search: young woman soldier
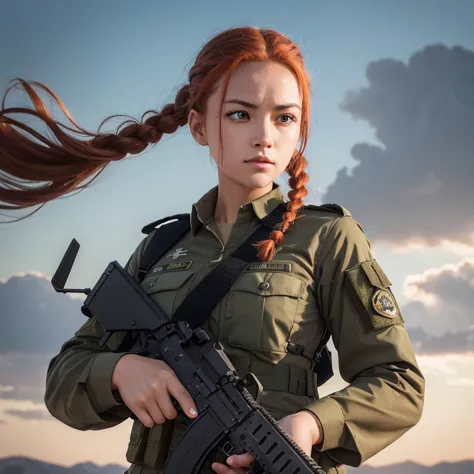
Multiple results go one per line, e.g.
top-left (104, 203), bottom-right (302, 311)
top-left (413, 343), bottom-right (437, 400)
top-left (0, 26), bottom-right (424, 474)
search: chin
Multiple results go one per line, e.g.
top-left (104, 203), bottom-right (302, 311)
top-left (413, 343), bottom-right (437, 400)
top-left (241, 174), bottom-right (275, 190)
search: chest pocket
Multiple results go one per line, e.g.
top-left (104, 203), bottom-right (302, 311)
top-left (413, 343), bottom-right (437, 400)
top-left (225, 271), bottom-right (305, 353)
top-left (143, 270), bottom-right (195, 319)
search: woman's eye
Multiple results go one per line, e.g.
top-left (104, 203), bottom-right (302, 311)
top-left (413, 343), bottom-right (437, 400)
top-left (227, 111), bottom-right (249, 120)
top-left (278, 114), bottom-right (296, 124)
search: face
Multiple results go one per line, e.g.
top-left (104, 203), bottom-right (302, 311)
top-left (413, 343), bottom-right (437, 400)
top-left (189, 60), bottom-right (303, 191)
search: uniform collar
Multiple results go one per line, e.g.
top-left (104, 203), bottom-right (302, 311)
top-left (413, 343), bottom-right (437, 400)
top-left (190, 182), bottom-right (285, 235)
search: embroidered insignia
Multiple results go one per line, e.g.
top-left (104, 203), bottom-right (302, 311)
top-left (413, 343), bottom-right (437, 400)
top-left (164, 261), bottom-right (192, 271)
top-left (166, 248), bottom-right (188, 260)
top-left (372, 289), bottom-right (398, 318)
top-left (152, 261), bottom-right (192, 273)
top-left (247, 262), bottom-right (292, 272)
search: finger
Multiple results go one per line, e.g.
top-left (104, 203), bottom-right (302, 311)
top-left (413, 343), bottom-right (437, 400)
top-left (211, 462), bottom-right (245, 474)
top-left (211, 462), bottom-right (231, 473)
top-left (133, 407), bottom-right (155, 428)
top-left (144, 398), bottom-right (166, 425)
top-left (168, 378), bottom-right (198, 418)
top-left (227, 453), bottom-right (255, 467)
top-left (154, 388), bottom-right (178, 420)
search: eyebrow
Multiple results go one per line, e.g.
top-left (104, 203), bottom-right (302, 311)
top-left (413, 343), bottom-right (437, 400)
top-left (223, 99), bottom-right (301, 111)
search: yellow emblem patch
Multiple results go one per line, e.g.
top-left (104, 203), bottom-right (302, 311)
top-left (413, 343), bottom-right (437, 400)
top-left (372, 289), bottom-right (398, 318)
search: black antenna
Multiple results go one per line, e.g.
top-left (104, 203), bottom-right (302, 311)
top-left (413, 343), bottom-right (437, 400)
top-left (51, 238), bottom-right (91, 295)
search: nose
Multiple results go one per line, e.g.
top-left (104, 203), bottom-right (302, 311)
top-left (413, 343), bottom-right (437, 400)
top-left (252, 119), bottom-right (274, 150)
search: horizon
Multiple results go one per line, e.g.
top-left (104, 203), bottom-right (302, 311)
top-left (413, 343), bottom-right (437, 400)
top-left (2, 454), bottom-right (474, 469)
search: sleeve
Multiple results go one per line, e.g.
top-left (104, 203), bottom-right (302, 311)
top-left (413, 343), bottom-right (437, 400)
top-left (297, 216), bottom-right (425, 467)
top-left (44, 235), bottom-right (150, 431)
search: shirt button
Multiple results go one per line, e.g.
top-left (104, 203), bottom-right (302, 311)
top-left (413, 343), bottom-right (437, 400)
top-left (149, 280), bottom-right (156, 289)
top-left (258, 281), bottom-right (270, 291)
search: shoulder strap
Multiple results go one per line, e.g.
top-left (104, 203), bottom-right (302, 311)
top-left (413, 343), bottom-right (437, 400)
top-left (172, 203), bottom-right (287, 329)
top-left (141, 213), bottom-right (190, 235)
top-left (137, 215), bottom-right (191, 283)
top-left (304, 203), bottom-right (351, 217)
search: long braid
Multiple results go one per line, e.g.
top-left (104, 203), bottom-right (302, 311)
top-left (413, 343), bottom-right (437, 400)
top-left (254, 152), bottom-right (309, 261)
top-left (90, 84), bottom-right (191, 155)
top-left (0, 80), bottom-right (191, 217)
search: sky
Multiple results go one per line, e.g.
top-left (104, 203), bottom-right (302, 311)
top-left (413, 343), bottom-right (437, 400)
top-left (0, 0), bottom-right (473, 469)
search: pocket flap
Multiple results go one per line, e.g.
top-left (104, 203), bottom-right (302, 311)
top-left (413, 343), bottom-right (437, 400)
top-left (145, 270), bottom-right (194, 293)
top-left (231, 272), bottom-right (303, 298)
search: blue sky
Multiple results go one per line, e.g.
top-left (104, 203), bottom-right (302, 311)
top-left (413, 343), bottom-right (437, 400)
top-left (1, 0), bottom-right (474, 468)
top-left (1, 0), bottom-right (473, 295)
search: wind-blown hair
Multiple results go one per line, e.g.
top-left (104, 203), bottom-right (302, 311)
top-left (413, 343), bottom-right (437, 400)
top-left (0, 26), bottom-right (311, 261)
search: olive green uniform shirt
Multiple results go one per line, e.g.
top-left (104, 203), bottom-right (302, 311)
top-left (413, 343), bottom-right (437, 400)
top-left (44, 184), bottom-right (424, 474)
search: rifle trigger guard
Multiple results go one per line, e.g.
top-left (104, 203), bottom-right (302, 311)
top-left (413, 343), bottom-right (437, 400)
top-left (238, 372), bottom-right (263, 403)
top-left (220, 440), bottom-right (236, 457)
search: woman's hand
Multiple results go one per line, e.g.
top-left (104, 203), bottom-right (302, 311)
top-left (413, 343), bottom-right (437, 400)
top-left (211, 410), bottom-right (322, 474)
top-left (111, 353), bottom-right (199, 427)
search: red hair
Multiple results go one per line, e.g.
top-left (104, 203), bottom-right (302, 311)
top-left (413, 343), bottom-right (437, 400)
top-left (0, 26), bottom-right (311, 261)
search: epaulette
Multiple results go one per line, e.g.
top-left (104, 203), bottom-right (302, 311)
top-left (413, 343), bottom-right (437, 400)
top-left (141, 213), bottom-right (190, 235)
top-left (303, 203), bottom-right (352, 217)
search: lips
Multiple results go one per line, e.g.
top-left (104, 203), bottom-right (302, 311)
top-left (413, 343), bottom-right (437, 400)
top-left (245, 155), bottom-right (274, 164)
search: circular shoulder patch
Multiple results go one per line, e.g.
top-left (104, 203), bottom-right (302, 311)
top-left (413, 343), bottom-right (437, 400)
top-left (372, 289), bottom-right (398, 318)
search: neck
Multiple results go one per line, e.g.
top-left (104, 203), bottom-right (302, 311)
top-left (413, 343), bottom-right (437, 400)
top-left (213, 171), bottom-right (273, 224)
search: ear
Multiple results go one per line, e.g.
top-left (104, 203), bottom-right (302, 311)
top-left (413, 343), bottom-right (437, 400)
top-left (188, 109), bottom-right (208, 146)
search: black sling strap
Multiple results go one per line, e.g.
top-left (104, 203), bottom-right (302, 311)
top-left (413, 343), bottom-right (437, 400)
top-left (137, 203), bottom-right (287, 325)
top-left (135, 202), bottom-right (333, 385)
top-left (173, 203), bottom-right (286, 328)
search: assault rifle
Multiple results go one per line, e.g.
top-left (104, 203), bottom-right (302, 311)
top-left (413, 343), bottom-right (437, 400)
top-left (52, 238), bottom-right (326, 474)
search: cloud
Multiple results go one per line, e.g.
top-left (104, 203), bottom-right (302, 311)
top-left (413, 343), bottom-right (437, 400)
top-left (407, 326), bottom-right (474, 355)
top-left (399, 258), bottom-right (474, 355)
top-left (323, 44), bottom-right (474, 248)
top-left (4, 408), bottom-right (52, 421)
top-left (0, 353), bottom-right (53, 402)
top-left (401, 258), bottom-right (474, 337)
top-left (415, 352), bottom-right (474, 388)
top-left (0, 273), bottom-right (89, 401)
top-left (0, 273), bottom-right (87, 354)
